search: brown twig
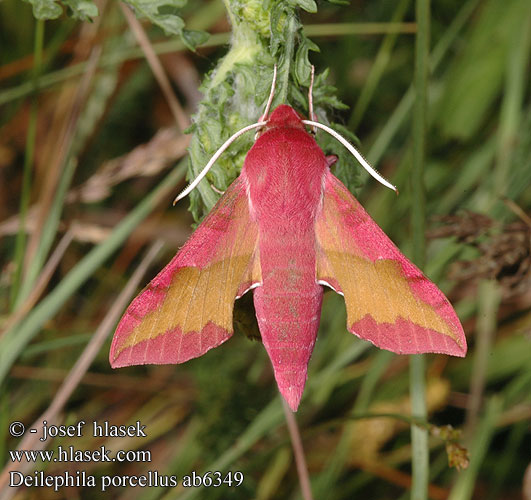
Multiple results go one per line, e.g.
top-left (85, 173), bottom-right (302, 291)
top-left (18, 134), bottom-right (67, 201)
top-left (1, 229), bottom-right (74, 337)
top-left (120, 2), bottom-right (190, 133)
top-left (502, 197), bottom-right (531, 228)
top-left (281, 398), bottom-right (314, 500)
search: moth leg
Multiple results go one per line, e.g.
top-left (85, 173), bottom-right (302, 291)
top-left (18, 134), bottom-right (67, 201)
top-left (211, 184), bottom-right (225, 195)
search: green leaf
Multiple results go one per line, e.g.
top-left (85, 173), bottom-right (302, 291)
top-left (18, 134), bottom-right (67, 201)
top-left (124, 0), bottom-right (208, 50)
top-left (289, 0), bottom-right (317, 13)
top-left (269, 4), bottom-right (289, 56)
top-left (124, 1), bottom-right (186, 34)
top-left (294, 36), bottom-right (319, 86)
top-left (62, 0), bottom-right (98, 20)
top-left (311, 69), bottom-right (349, 110)
top-left (22, 0), bottom-right (99, 20)
top-left (22, 0), bottom-right (63, 20)
top-left (181, 29), bottom-right (209, 50)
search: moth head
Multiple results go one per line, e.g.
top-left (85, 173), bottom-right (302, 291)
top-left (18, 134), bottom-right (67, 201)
top-left (265, 105), bottom-right (306, 132)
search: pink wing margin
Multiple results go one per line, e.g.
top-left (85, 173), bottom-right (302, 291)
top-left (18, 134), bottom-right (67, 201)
top-left (315, 171), bottom-right (467, 357)
top-left (110, 177), bottom-right (260, 368)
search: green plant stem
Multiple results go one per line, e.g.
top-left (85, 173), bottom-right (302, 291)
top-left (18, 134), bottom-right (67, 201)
top-left (282, 399), bottom-right (314, 500)
top-left (448, 397), bottom-right (503, 500)
top-left (305, 22), bottom-right (416, 36)
top-left (410, 1), bottom-right (430, 499)
top-left (10, 19), bottom-right (44, 308)
top-left (0, 162), bottom-right (186, 385)
top-left (410, 355), bottom-right (428, 500)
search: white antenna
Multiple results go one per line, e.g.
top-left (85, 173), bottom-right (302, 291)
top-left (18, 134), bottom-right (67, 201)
top-left (173, 121), bottom-right (266, 204)
top-left (302, 119), bottom-right (398, 193)
top-left (308, 65), bottom-right (316, 134)
top-left (259, 64), bottom-right (277, 123)
top-left (254, 65), bottom-right (278, 140)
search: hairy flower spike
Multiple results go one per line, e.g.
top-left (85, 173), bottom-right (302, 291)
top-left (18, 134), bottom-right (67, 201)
top-left (186, 0), bottom-right (360, 222)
